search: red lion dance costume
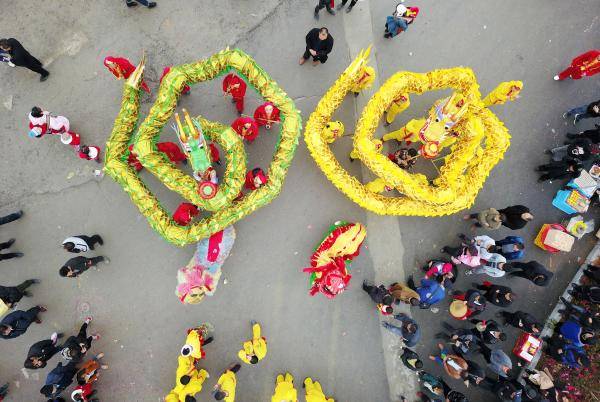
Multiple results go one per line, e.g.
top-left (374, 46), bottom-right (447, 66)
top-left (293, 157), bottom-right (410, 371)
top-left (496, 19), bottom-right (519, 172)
top-left (303, 221), bottom-right (366, 299)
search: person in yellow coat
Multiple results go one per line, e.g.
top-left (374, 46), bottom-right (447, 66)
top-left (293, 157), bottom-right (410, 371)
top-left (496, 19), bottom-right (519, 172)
top-left (304, 377), bottom-right (335, 402)
top-left (482, 81), bottom-right (523, 107)
top-left (165, 355), bottom-right (209, 402)
top-left (385, 93), bottom-right (411, 126)
top-left (271, 372), bottom-right (297, 402)
top-left (212, 363), bottom-right (240, 401)
top-left (238, 320), bottom-right (267, 365)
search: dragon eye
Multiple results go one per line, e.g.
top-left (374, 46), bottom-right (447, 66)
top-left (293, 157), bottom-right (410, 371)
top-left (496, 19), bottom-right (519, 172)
top-left (180, 345), bottom-right (194, 356)
top-left (435, 118), bottom-right (440, 123)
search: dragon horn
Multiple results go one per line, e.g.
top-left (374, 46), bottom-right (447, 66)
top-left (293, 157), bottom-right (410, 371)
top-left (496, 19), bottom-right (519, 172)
top-left (182, 109), bottom-right (199, 140)
top-left (126, 52), bottom-right (146, 89)
top-left (175, 113), bottom-right (187, 143)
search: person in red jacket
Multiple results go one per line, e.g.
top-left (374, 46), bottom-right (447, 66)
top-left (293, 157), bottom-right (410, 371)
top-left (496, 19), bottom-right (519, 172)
top-left (253, 102), bottom-right (280, 129)
top-left (209, 143), bottom-right (221, 165)
top-left (554, 49), bottom-right (600, 81)
top-left (78, 145), bottom-right (101, 163)
top-left (222, 73), bottom-right (247, 114)
top-left (173, 203), bottom-right (199, 226)
top-left (231, 117), bottom-right (259, 142)
top-left (103, 56), bottom-right (150, 93)
top-left (159, 66), bottom-right (190, 95)
top-left (156, 142), bottom-right (187, 164)
top-left (244, 168), bottom-right (268, 190)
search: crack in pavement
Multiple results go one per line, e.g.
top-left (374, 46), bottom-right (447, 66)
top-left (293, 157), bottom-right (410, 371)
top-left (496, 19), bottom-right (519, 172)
top-left (230, 1), bottom-right (284, 48)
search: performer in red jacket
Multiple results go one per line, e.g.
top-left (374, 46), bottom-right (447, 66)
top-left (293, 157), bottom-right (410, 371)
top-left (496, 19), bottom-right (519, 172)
top-left (222, 73), bottom-right (247, 114)
top-left (78, 145), bottom-right (101, 162)
top-left (159, 66), bottom-right (190, 94)
top-left (231, 117), bottom-right (259, 142)
top-left (244, 168), bottom-right (268, 190)
top-left (103, 56), bottom-right (150, 93)
top-left (554, 49), bottom-right (600, 81)
top-left (156, 142), bottom-right (187, 164)
top-left (253, 102), bottom-right (280, 129)
top-left (173, 202), bottom-right (199, 226)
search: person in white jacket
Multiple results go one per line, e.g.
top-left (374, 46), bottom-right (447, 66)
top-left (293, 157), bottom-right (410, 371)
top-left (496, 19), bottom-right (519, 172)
top-left (62, 235), bottom-right (103, 253)
top-left (28, 106), bottom-right (70, 138)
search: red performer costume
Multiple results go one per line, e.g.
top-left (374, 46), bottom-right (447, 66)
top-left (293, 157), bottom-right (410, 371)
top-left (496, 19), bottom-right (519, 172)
top-left (231, 117), bottom-right (259, 142)
top-left (60, 131), bottom-right (81, 149)
top-left (127, 145), bottom-right (144, 171)
top-left (173, 202), bottom-right (200, 226)
top-left (78, 145), bottom-right (101, 162)
top-left (244, 168), bottom-right (268, 190)
top-left (208, 143), bottom-right (221, 165)
top-left (71, 382), bottom-right (94, 402)
top-left (103, 56), bottom-right (150, 93)
top-left (157, 142), bottom-right (187, 164)
top-left (160, 66), bottom-right (190, 94)
top-left (253, 102), bottom-right (281, 129)
top-left (222, 73), bottom-right (247, 114)
top-left (555, 49), bottom-right (600, 81)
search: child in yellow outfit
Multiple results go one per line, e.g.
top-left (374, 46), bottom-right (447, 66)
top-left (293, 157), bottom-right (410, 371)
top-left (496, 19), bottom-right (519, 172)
top-left (271, 372), bottom-right (298, 402)
top-left (212, 364), bottom-right (240, 402)
top-left (482, 81), bottom-right (523, 107)
top-left (166, 355), bottom-right (209, 402)
top-left (304, 377), bottom-right (335, 402)
top-left (238, 321), bottom-right (267, 365)
top-left (385, 94), bottom-right (411, 125)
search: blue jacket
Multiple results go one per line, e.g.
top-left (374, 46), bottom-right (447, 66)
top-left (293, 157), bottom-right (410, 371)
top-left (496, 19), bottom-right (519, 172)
top-left (561, 344), bottom-right (585, 368)
top-left (496, 236), bottom-right (525, 260)
top-left (386, 15), bottom-right (409, 37)
top-left (417, 279), bottom-right (446, 307)
top-left (44, 361), bottom-right (78, 391)
top-left (0, 310), bottom-right (34, 339)
top-left (560, 320), bottom-right (584, 348)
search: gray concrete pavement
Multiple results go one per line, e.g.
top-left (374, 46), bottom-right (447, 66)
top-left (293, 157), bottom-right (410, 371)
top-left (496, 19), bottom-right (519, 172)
top-left (1, 0), bottom-right (599, 401)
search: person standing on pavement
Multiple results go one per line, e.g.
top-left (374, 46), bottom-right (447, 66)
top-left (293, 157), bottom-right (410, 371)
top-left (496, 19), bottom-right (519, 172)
top-left (506, 260), bottom-right (553, 286)
top-left (0, 279), bottom-right (39, 316)
top-left (62, 235), bottom-right (103, 253)
top-left (0, 306), bottom-right (46, 339)
top-left (0, 383), bottom-right (7, 401)
top-left (553, 49), bottom-right (600, 81)
top-left (464, 205), bottom-right (533, 230)
top-left (314, 0), bottom-right (335, 19)
top-left (0, 38), bottom-right (49, 81)
top-left (382, 313), bottom-right (420, 347)
top-left (400, 347), bottom-right (423, 371)
top-left (362, 280), bottom-right (394, 315)
top-left (125, 0), bottom-right (157, 8)
top-left (475, 282), bottom-right (514, 307)
top-left (24, 332), bottom-right (63, 369)
top-left (499, 310), bottom-right (542, 334)
top-left (299, 28), bottom-right (334, 66)
top-left (389, 281), bottom-right (420, 306)
top-left (222, 73), bottom-right (247, 115)
top-left (489, 236), bottom-right (525, 261)
top-left (60, 317), bottom-right (100, 363)
top-left (337, 0), bottom-right (357, 13)
top-left (476, 344), bottom-right (513, 378)
top-left (213, 363), bottom-right (240, 401)
top-left (59, 256), bottom-right (109, 278)
top-left (384, 4), bottom-right (418, 39)
top-left (563, 99), bottom-right (600, 125)
top-left (40, 361), bottom-right (79, 400)
top-left (0, 210), bottom-right (22, 226)
top-left (470, 319), bottom-right (506, 345)
top-left (238, 321), bottom-right (267, 365)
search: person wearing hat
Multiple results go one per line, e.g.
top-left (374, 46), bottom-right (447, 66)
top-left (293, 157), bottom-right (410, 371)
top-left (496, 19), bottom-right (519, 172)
top-left (363, 280), bottom-right (394, 315)
top-left (449, 300), bottom-right (469, 321)
top-left (0, 38), bottom-right (49, 81)
top-left (300, 28), bottom-right (334, 66)
top-left (28, 107), bottom-right (71, 139)
top-left (451, 289), bottom-right (487, 319)
top-left (303, 377), bottom-right (334, 402)
top-left (384, 4), bottom-right (418, 39)
top-left (78, 145), bottom-right (102, 163)
top-left (270, 372), bottom-right (297, 402)
top-left (382, 313), bottom-right (420, 347)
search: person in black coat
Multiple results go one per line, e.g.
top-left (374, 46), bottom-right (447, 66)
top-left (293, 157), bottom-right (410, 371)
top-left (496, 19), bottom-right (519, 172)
top-left (567, 124), bottom-right (600, 144)
top-left (506, 261), bottom-right (553, 286)
top-left (40, 361), bottom-right (79, 399)
top-left (0, 279), bottom-right (38, 308)
top-left (547, 138), bottom-right (597, 162)
top-left (475, 282), bottom-right (514, 307)
top-left (24, 332), bottom-right (63, 369)
top-left (299, 28), bottom-right (334, 66)
top-left (470, 319), bottom-right (506, 344)
top-left (60, 317), bottom-right (99, 362)
top-left (536, 159), bottom-right (583, 183)
top-left (498, 205), bottom-right (533, 230)
top-left (362, 280), bottom-right (394, 314)
top-left (0, 38), bottom-right (49, 81)
top-left (583, 264), bottom-right (600, 284)
top-left (499, 310), bottom-right (542, 334)
top-left (59, 256), bottom-right (107, 278)
top-left (400, 347), bottom-right (423, 371)
top-left (569, 284), bottom-right (600, 304)
top-left (0, 306), bottom-right (45, 339)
